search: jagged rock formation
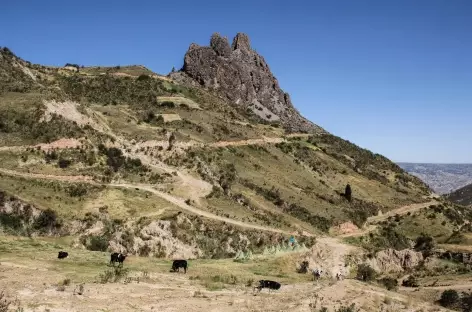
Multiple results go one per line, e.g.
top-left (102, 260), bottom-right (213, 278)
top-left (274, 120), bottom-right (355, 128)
top-left (180, 33), bottom-right (322, 133)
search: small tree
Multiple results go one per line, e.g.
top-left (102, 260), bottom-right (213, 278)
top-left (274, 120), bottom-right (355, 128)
top-left (414, 234), bottom-right (435, 257)
top-left (439, 289), bottom-right (459, 308)
top-left (356, 264), bottom-right (376, 282)
top-left (344, 184), bottom-right (352, 202)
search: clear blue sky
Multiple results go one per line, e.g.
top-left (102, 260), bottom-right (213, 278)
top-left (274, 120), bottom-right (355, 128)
top-left (2, 0), bottom-right (471, 163)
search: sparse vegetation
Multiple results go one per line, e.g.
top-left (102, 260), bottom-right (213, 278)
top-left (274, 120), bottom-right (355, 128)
top-left (0, 291), bottom-right (11, 312)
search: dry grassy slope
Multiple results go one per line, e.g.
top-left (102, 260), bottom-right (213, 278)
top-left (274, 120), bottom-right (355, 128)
top-left (446, 183), bottom-right (472, 206)
top-left (0, 47), bottom-right (431, 249)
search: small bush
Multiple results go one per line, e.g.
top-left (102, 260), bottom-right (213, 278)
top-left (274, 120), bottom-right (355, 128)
top-left (87, 235), bottom-right (108, 252)
top-left (137, 74), bottom-right (151, 81)
top-left (66, 184), bottom-right (88, 197)
top-left (160, 101), bottom-right (175, 108)
top-left (402, 275), bottom-right (419, 287)
top-left (439, 289), bottom-right (459, 308)
top-left (356, 264), bottom-right (376, 282)
top-left (414, 234), bottom-right (435, 257)
top-left (58, 158), bottom-right (72, 168)
top-left (379, 277), bottom-right (398, 291)
top-left (335, 304), bottom-right (359, 312)
top-left (56, 285), bottom-right (66, 292)
top-left (33, 209), bottom-right (60, 232)
top-left (99, 267), bottom-right (129, 283)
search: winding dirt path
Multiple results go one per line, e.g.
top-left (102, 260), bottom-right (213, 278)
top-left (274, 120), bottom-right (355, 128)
top-left (112, 183), bottom-right (296, 235)
top-left (0, 168), bottom-right (97, 184)
top-left (0, 167), bottom-right (298, 235)
top-left (337, 200), bottom-right (438, 238)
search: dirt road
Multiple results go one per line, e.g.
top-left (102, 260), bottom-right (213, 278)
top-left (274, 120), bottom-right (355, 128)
top-left (112, 183), bottom-right (297, 236)
top-left (337, 200), bottom-right (438, 238)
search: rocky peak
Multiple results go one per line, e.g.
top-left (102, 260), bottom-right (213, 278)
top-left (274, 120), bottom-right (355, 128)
top-left (210, 33), bottom-right (232, 57)
top-left (231, 33), bottom-right (251, 51)
top-left (181, 33), bottom-right (323, 133)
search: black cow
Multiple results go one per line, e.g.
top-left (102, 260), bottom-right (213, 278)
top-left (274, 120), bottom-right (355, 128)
top-left (170, 260), bottom-right (187, 273)
top-left (110, 252), bottom-right (127, 267)
top-left (57, 251), bottom-right (68, 259)
top-left (254, 280), bottom-right (281, 293)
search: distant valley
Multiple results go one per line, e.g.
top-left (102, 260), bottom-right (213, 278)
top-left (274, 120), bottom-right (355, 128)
top-left (398, 162), bottom-right (472, 194)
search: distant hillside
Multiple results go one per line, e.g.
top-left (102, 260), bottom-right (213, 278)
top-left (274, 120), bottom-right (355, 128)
top-left (398, 162), bottom-right (472, 194)
top-left (446, 183), bottom-right (472, 206)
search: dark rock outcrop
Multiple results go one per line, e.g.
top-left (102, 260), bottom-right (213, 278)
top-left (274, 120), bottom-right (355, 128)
top-left (180, 33), bottom-right (323, 133)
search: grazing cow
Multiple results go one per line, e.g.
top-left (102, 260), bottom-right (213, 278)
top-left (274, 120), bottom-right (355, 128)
top-left (57, 251), bottom-right (68, 259)
top-left (110, 252), bottom-right (127, 267)
top-left (254, 280), bottom-right (281, 293)
top-left (170, 260), bottom-right (188, 273)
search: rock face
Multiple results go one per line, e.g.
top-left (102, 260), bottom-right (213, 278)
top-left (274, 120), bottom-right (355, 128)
top-left (181, 33), bottom-right (323, 133)
top-left (366, 249), bottom-right (423, 273)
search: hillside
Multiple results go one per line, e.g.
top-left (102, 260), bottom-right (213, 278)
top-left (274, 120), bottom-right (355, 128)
top-left (3, 33), bottom-right (472, 312)
top-left (399, 162), bottom-right (472, 194)
top-left (446, 183), bottom-right (472, 206)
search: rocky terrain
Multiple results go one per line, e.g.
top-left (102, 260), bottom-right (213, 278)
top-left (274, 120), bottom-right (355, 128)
top-left (399, 162), bottom-right (472, 194)
top-left (172, 33), bottom-right (321, 133)
top-left (1, 34), bottom-right (472, 311)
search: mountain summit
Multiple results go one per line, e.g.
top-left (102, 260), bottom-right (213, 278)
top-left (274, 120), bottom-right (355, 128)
top-left (178, 33), bottom-right (321, 133)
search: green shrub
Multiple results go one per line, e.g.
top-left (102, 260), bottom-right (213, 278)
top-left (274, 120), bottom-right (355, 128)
top-left (33, 209), bottom-right (60, 232)
top-left (402, 275), bottom-right (419, 287)
top-left (414, 234), bottom-right (435, 257)
top-left (379, 277), bottom-right (398, 291)
top-left (439, 289), bottom-right (459, 308)
top-left (356, 264), bottom-right (376, 282)
top-left (58, 158), bottom-right (72, 168)
top-left (66, 184), bottom-right (88, 197)
top-left (137, 74), bottom-right (151, 81)
top-left (0, 213), bottom-right (23, 232)
top-left (87, 235), bottom-right (109, 252)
